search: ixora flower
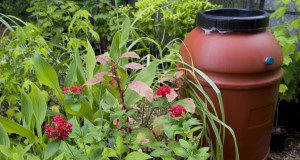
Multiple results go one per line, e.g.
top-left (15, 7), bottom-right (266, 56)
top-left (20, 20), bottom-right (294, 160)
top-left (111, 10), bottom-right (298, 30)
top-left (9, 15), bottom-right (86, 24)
top-left (169, 105), bottom-right (187, 117)
top-left (45, 115), bottom-right (72, 140)
top-left (62, 84), bottom-right (85, 94)
top-left (156, 85), bottom-right (171, 97)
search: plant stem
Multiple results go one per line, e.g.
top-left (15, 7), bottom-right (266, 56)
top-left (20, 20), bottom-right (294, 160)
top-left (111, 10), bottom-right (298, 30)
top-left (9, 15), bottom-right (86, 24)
top-left (64, 140), bottom-right (75, 158)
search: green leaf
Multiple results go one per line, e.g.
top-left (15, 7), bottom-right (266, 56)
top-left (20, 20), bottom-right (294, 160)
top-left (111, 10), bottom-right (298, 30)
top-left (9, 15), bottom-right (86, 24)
top-left (19, 87), bottom-right (33, 128)
top-left (30, 83), bottom-right (47, 128)
top-left (124, 152), bottom-right (152, 160)
top-left (44, 141), bottom-right (61, 160)
top-left (115, 136), bottom-right (127, 155)
top-left (85, 40), bottom-right (96, 80)
top-left (124, 62), bottom-right (157, 107)
top-left (65, 58), bottom-right (77, 86)
top-left (110, 31), bottom-right (121, 62)
top-left (0, 123), bottom-right (10, 147)
top-left (53, 153), bottom-right (65, 160)
top-left (270, 7), bottom-right (286, 19)
top-left (34, 53), bottom-right (63, 102)
top-left (120, 17), bottom-right (131, 48)
top-left (173, 147), bottom-right (189, 158)
top-left (179, 139), bottom-right (190, 149)
top-left (0, 116), bottom-right (37, 142)
top-left (279, 84), bottom-right (288, 93)
top-left (102, 148), bottom-right (118, 158)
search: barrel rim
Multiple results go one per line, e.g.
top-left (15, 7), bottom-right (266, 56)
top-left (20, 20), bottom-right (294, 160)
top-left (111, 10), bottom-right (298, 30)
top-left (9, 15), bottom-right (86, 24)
top-left (196, 8), bottom-right (269, 31)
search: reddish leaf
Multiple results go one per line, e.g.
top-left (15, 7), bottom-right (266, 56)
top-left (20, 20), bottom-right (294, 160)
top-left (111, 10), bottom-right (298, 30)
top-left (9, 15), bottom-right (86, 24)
top-left (182, 98), bottom-right (196, 113)
top-left (84, 72), bottom-right (113, 85)
top-left (174, 70), bottom-right (184, 79)
top-left (125, 62), bottom-right (144, 70)
top-left (96, 54), bottom-right (109, 64)
top-left (120, 52), bottom-right (140, 59)
top-left (166, 89), bottom-right (178, 102)
top-left (127, 81), bottom-right (153, 102)
top-left (158, 75), bottom-right (172, 83)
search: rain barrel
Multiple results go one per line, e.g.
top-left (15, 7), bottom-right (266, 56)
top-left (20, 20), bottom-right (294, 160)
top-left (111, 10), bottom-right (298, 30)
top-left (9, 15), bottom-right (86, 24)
top-left (179, 8), bottom-right (283, 160)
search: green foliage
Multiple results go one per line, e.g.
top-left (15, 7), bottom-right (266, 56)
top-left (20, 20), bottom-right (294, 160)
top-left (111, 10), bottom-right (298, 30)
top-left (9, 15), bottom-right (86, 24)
top-left (0, 1), bottom-right (240, 160)
top-left (271, 0), bottom-right (300, 102)
top-left (120, 0), bottom-right (219, 43)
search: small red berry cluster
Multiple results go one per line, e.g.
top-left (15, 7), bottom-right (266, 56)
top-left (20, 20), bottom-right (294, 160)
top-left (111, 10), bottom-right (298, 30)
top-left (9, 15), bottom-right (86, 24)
top-left (45, 115), bottom-right (72, 140)
top-left (168, 105), bottom-right (187, 117)
top-left (62, 84), bottom-right (85, 94)
top-left (156, 85), bottom-right (171, 97)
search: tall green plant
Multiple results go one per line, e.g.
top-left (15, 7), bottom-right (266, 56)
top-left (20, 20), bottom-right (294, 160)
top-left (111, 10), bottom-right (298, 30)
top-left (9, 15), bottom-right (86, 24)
top-left (271, 0), bottom-right (300, 102)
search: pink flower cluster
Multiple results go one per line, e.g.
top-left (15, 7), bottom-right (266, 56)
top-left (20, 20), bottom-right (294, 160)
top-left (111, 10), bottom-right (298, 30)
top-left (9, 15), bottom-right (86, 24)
top-left (169, 105), bottom-right (187, 117)
top-left (45, 115), bottom-right (72, 140)
top-left (156, 85), bottom-right (171, 97)
top-left (62, 84), bottom-right (85, 94)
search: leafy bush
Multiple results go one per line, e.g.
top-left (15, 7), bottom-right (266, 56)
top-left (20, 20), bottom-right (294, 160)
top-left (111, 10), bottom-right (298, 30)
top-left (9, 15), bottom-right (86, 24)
top-left (271, 0), bottom-right (300, 102)
top-left (120, 0), bottom-right (219, 43)
top-left (0, 14), bottom-right (238, 159)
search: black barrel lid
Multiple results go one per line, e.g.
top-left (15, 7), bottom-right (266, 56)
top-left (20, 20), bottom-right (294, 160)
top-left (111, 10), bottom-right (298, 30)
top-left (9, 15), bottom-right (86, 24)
top-left (196, 8), bottom-right (269, 31)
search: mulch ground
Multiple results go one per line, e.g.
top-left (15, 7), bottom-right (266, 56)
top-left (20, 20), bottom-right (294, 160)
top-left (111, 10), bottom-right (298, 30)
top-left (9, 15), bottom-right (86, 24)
top-left (269, 130), bottom-right (300, 160)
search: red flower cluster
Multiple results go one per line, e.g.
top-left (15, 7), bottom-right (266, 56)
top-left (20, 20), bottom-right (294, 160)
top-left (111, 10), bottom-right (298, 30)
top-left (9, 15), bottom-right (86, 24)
top-left (169, 105), bottom-right (187, 117)
top-left (62, 84), bottom-right (85, 94)
top-left (156, 85), bottom-right (171, 97)
top-left (45, 115), bottom-right (72, 140)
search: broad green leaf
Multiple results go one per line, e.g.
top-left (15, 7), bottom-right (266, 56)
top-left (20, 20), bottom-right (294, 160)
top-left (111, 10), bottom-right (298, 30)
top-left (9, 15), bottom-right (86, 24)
top-left (179, 139), bottom-right (190, 149)
top-left (44, 141), bottom-right (61, 160)
top-left (53, 152), bottom-right (65, 160)
top-left (85, 40), bottom-right (96, 80)
top-left (30, 83), bottom-right (47, 128)
top-left (102, 148), bottom-right (118, 158)
top-left (19, 88), bottom-right (33, 128)
top-left (65, 58), bottom-right (77, 86)
top-left (115, 136), bottom-right (127, 155)
top-left (34, 53), bottom-right (63, 102)
top-left (110, 31), bottom-right (121, 62)
top-left (133, 127), bottom-right (156, 145)
top-left (173, 147), bottom-right (188, 158)
top-left (124, 62), bottom-right (157, 107)
top-left (0, 145), bottom-right (13, 157)
top-left (0, 116), bottom-right (37, 142)
top-left (124, 152), bottom-right (152, 160)
top-left (0, 123), bottom-right (10, 147)
top-left (120, 17), bottom-right (131, 48)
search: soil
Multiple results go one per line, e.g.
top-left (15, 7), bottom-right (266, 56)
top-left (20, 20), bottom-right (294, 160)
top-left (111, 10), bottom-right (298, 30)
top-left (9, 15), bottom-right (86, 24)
top-left (269, 129), bottom-right (300, 160)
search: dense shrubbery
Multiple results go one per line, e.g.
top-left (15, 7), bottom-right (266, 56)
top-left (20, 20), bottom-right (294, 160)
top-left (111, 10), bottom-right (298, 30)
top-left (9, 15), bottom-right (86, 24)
top-left (0, 0), bottom-right (238, 160)
top-left (271, 0), bottom-right (300, 102)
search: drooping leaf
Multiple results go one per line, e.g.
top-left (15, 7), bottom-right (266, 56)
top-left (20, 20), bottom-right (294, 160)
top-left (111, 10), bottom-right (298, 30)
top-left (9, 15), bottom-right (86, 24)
top-left (0, 116), bottom-right (37, 142)
top-left (120, 52), bottom-right (140, 59)
top-left (125, 62), bottom-right (144, 70)
top-left (124, 152), bottom-right (152, 160)
top-left (84, 72), bottom-right (113, 85)
top-left (127, 81), bottom-right (154, 102)
top-left (34, 53), bottom-right (63, 102)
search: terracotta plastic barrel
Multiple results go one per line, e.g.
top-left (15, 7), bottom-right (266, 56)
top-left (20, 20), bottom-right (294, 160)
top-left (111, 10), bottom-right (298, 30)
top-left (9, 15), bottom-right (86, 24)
top-left (180, 8), bottom-right (283, 160)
